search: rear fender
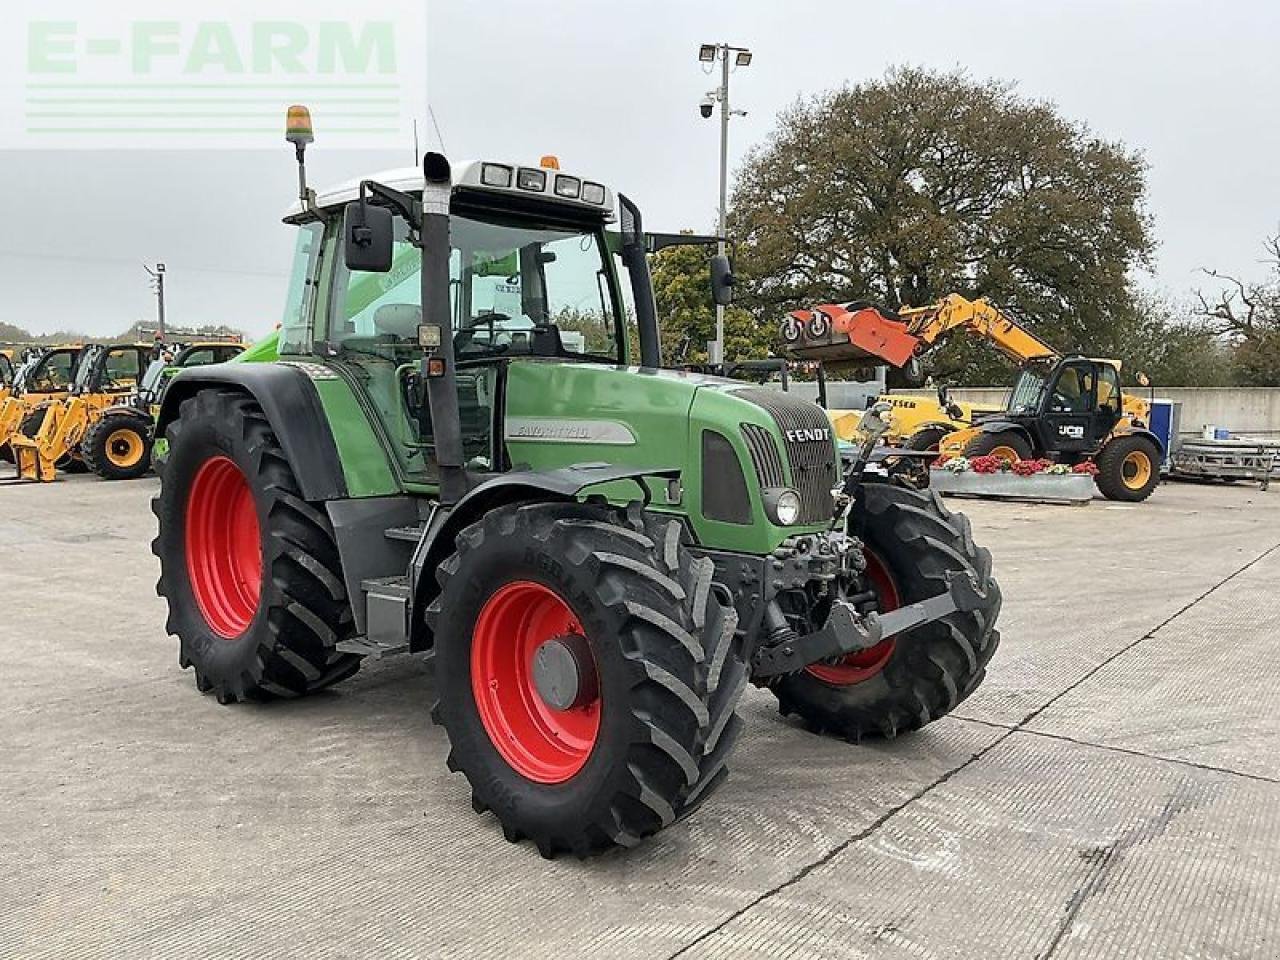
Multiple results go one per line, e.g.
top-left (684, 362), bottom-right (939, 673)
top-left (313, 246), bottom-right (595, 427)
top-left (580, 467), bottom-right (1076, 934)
top-left (157, 364), bottom-right (347, 501)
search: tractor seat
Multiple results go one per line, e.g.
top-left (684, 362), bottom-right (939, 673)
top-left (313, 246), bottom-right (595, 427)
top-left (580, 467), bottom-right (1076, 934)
top-left (373, 304), bottom-right (421, 341)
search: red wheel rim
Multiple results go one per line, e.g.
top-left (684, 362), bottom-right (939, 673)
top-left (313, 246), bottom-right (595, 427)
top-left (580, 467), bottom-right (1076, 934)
top-left (471, 581), bottom-right (601, 784)
top-left (806, 550), bottom-right (901, 685)
top-left (184, 456), bottom-right (262, 639)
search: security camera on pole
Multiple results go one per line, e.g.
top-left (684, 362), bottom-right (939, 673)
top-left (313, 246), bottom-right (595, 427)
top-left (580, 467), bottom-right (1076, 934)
top-left (697, 42), bottom-right (751, 366)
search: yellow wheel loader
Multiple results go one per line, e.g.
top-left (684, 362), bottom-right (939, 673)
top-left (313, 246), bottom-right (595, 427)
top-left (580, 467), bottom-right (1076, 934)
top-left (10, 343), bottom-right (150, 482)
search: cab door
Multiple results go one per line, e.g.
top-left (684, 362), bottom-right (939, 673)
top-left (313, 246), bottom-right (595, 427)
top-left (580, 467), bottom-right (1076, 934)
top-left (1037, 360), bottom-right (1097, 454)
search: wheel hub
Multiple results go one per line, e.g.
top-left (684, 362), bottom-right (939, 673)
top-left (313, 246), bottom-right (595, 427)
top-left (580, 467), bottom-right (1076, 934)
top-left (531, 633), bottom-right (597, 711)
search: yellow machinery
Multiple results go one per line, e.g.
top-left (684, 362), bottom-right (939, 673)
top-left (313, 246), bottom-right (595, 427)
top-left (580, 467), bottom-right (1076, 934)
top-left (0, 345), bottom-right (83, 461)
top-left (11, 343), bottom-right (150, 481)
top-left (781, 294), bottom-right (1162, 500)
top-left (0, 350), bottom-right (15, 404)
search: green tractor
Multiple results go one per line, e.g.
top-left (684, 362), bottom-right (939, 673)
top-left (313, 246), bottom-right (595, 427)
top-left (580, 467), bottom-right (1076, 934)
top-left (151, 108), bottom-right (1001, 857)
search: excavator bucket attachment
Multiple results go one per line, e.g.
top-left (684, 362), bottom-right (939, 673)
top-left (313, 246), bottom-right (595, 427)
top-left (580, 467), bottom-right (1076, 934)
top-left (779, 302), bottom-right (920, 367)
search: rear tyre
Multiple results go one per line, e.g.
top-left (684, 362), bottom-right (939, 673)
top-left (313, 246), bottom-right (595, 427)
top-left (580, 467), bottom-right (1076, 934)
top-left (769, 483), bottom-right (1001, 740)
top-left (963, 430), bottom-right (1033, 464)
top-left (1094, 435), bottom-right (1160, 502)
top-left (83, 411), bottom-right (153, 480)
top-left (905, 427), bottom-right (949, 453)
top-left (428, 502), bottom-right (748, 858)
top-left (151, 388), bottom-right (361, 702)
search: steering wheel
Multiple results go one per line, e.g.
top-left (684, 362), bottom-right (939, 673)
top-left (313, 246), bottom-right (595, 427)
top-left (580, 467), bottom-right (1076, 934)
top-left (455, 312), bottom-right (510, 353)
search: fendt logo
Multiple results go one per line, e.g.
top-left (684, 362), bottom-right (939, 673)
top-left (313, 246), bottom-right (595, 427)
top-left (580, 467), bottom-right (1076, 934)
top-left (785, 427), bottom-right (832, 443)
top-left (3, 0), bottom-right (426, 149)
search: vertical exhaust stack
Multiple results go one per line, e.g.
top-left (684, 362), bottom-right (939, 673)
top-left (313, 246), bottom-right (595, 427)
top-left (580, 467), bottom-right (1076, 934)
top-left (418, 152), bottom-right (469, 505)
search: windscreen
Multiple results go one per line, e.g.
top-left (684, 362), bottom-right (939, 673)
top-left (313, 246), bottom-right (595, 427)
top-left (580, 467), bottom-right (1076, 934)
top-left (330, 210), bottom-right (622, 363)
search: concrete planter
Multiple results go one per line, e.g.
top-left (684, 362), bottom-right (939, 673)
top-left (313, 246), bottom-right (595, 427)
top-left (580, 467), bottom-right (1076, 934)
top-left (929, 468), bottom-right (1094, 505)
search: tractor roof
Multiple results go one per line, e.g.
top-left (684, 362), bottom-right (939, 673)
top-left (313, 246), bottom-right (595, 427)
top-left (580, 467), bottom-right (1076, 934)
top-left (284, 160), bottom-right (616, 224)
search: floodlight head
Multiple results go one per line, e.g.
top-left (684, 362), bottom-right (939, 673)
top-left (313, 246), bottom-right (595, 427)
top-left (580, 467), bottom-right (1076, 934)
top-left (735, 50), bottom-right (753, 67)
top-left (698, 44), bottom-right (716, 62)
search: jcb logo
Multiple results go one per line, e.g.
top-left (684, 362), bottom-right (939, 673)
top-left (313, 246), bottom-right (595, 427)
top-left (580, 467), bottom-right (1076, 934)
top-left (1058, 424), bottom-right (1085, 439)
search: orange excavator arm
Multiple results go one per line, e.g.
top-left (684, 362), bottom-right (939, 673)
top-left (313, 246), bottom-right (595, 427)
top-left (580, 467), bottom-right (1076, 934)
top-left (779, 293), bottom-right (1059, 369)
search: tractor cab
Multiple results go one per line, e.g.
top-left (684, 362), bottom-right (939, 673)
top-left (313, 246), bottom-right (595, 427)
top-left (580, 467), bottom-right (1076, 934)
top-left (999, 357), bottom-right (1124, 454)
top-left (279, 157), bottom-right (634, 488)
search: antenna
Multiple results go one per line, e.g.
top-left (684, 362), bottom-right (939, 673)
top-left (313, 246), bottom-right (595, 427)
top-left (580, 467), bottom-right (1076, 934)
top-left (412, 119), bottom-right (420, 162)
top-left (428, 105), bottom-right (447, 153)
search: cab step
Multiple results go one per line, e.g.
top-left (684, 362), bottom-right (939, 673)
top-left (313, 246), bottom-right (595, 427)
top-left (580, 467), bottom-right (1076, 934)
top-left (337, 576), bottom-right (412, 658)
top-left (384, 525), bottom-right (425, 543)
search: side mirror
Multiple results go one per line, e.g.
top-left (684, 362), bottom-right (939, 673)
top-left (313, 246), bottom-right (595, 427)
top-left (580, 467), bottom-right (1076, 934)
top-left (342, 200), bottom-right (393, 273)
top-left (710, 253), bottom-right (735, 306)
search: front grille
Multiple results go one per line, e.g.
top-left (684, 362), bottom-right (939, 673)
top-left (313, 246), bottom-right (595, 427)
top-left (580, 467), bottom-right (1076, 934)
top-left (741, 423), bottom-right (786, 488)
top-left (733, 388), bottom-right (836, 524)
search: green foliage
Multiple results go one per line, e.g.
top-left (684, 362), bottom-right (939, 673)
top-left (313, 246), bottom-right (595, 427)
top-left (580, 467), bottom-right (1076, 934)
top-left (649, 242), bottom-right (772, 366)
top-left (729, 66), bottom-right (1154, 385)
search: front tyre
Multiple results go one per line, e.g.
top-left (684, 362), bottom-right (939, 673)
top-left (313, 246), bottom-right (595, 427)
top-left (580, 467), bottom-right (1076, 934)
top-left (1094, 435), bottom-right (1160, 501)
top-left (428, 502), bottom-right (748, 858)
top-left (769, 483), bottom-right (1001, 740)
top-left (83, 410), bottom-right (153, 480)
top-left (151, 388), bottom-right (361, 702)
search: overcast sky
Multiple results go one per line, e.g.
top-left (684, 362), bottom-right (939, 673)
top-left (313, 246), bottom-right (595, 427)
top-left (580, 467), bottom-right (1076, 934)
top-left (2, 0), bottom-right (1276, 339)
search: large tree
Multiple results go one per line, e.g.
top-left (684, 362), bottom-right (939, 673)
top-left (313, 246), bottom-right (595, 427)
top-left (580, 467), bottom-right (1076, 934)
top-left (1195, 234), bottom-right (1280, 386)
top-left (729, 67), bottom-right (1155, 384)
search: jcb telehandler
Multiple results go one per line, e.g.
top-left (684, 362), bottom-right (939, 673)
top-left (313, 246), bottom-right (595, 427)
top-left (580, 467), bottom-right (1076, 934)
top-left (151, 108), bottom-right (1001, 858)
top-left (0, 344), bottom-right (83, 464)
top-left (81, 340), bottom-right (248, 481)
top-left (11, 342), bottom-right (150, 481)
top-left (783, 294), bottom-right (1163, 501)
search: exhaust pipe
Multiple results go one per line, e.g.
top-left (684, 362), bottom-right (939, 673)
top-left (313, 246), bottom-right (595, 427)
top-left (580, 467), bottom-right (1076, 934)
top-left (418, 152), bottom-right (469, 505)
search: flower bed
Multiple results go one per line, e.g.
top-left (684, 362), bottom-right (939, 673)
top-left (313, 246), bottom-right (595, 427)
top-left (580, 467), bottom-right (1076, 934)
top-left (934, 455), bottom-right (1098, 477)
top-left (929, 455), bottom-right (1097, 504)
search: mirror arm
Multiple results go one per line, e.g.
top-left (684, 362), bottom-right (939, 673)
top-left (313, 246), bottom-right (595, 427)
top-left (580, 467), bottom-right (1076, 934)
top-left (360, 180), bottom-right (422, 232)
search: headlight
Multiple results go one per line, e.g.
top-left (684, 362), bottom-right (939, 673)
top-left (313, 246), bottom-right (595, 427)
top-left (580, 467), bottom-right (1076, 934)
top-left (763, 487), bottom-right (802, 526)
top-left (516, 168), bottom-right (547, 191)
top-left (481, 163), bottom-right (513, 188)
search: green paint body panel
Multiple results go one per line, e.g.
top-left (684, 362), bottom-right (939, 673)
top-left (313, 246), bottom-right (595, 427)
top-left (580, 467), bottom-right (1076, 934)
top-left (238, 342), bottom-right (833, 552)
top-left (234, 332), bottom-right (279, 364)
top-left (504, 362), bottom-right (831, 554)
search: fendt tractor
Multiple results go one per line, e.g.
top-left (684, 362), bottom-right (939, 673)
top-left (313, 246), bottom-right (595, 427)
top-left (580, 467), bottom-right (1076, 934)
top-left (152, 108), bottom-right (1001, 857)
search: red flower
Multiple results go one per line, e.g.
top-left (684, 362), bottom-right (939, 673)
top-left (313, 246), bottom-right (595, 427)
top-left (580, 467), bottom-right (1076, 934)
top-left (970, 455), bottom-right (1001, 474)
top-left (1072, 461), bottom-right (1100, 475)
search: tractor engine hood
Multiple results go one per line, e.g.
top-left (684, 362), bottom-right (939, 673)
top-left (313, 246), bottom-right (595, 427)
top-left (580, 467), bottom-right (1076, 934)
top-left (503, 361), bottom-right (838, 553)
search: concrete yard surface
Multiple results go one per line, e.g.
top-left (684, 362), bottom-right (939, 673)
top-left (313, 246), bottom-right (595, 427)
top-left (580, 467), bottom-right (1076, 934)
top-left (1, 477), bottom-right (1277, 959)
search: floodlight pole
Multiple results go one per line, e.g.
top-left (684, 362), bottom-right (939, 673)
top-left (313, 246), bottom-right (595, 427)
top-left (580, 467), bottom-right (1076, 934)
top-left (144, 262), bottom-right (167, 340)
top-left (715, 49), bottom-right (730, 366)
top-left (700, 43), bottom-right (750, 365)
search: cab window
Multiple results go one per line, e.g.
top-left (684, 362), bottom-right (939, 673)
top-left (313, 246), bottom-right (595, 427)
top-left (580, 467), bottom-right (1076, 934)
top-left (1096, 365), bottom-right (1121, 414)
top-left (32, 352), bottom-right (74, 390)
top-left (103, 349), bottom-right (142, 387)
top-left (1048, 366), bottom-right (1093, 413)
